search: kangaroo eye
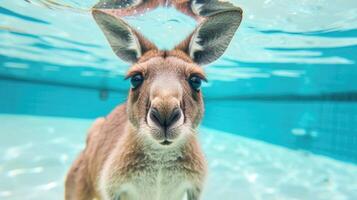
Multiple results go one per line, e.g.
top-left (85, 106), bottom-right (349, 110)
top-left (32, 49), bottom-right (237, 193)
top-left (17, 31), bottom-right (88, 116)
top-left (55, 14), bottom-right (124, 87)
top-left (188, 75), bottom-right (202, 91)
top-left (130, 73), bottom-right (144, 89)
top-left (120, 0), bottom-right (143, 8)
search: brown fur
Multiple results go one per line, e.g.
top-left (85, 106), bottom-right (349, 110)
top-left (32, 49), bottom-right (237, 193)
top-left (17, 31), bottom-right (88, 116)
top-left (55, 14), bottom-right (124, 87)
top-left (65, 51), bottom-right (208, 200)
top-left (66, 1), bottom-right (243, 199)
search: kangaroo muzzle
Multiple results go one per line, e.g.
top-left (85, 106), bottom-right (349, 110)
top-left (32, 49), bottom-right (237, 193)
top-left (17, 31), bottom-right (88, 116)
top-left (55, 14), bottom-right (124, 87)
top-left (146, 75), bottom-right (185, 143)
top-left (147, 96), bottom-right (184, 130)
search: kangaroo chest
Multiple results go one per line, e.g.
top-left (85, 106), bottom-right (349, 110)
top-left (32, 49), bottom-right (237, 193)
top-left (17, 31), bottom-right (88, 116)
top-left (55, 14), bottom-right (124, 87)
top-left (120, 162), bottom-right (190, 200)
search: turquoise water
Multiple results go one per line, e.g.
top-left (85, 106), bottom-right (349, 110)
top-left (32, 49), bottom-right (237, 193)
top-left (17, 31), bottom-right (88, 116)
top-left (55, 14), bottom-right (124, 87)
top-left (1, 0), bottom-right (357, 199)
top-left (1, 114), bottom-right (357, 200)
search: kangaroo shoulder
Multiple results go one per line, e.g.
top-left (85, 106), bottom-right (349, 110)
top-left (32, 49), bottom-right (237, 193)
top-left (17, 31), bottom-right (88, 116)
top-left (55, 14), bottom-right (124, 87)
top-left (86, 117), bottom-right (106, 145)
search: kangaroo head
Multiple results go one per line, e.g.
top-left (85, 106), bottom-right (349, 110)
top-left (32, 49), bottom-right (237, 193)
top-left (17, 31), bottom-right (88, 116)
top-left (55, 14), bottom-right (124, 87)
top-left (92, 10), bottom-right (242, 146)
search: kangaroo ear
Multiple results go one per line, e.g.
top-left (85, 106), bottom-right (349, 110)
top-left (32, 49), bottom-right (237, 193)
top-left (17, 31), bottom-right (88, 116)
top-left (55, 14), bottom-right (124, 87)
top-left (92, 10), bottom-right (157, 63)
top-left (176, 10), bottom-right (242, 65)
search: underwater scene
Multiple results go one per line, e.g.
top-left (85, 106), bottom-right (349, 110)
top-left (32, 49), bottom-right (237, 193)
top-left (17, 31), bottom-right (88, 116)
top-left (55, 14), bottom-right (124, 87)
top-left (1, 0), bottom-right (357, 199)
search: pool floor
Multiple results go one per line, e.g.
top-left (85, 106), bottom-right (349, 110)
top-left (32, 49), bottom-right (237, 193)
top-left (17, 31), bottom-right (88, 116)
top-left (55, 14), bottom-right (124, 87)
top-left (0, 114), bottom-right (356, 200)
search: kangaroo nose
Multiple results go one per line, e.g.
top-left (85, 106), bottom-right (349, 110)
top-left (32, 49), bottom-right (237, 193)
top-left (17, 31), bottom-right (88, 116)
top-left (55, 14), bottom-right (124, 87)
top-left (149, 107), bottom-right (182, 129)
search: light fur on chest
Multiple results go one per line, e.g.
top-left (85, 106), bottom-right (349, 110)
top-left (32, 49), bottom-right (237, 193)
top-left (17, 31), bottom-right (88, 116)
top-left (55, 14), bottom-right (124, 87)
top-left (124, 163), bottom-right (190, 200)
top-left (98, 140), bottom-right (193, 200)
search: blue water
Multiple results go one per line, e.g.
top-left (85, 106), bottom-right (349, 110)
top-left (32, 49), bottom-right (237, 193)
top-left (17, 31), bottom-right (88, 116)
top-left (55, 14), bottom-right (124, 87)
top-left (1, 0), bottom-right (357, 199)
top-left (1, 114), bottom-right (357, 200)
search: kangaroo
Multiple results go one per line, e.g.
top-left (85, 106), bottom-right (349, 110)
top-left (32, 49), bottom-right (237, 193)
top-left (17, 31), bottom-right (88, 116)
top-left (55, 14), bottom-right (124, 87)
top-left (93, 0), bottom-right (242, 21)
top-left (65, 1), bottom-right (242, 200)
